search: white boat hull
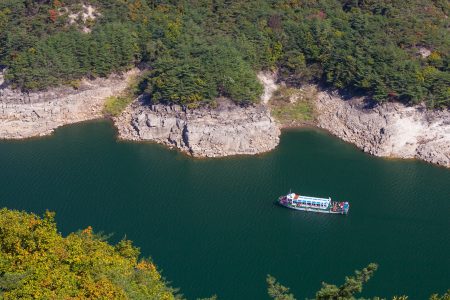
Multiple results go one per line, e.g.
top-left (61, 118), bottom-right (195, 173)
top-left (279, 202), bottom-right (340, 214)
top-left (278, 197), bottom-right (349, 215)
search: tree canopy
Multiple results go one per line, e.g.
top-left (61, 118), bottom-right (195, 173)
top-left (0, 208), bottom-right (179, 299)
top-left (1, 0), bottom-right (449, 107)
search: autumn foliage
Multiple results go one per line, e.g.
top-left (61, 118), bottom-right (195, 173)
top-left (0, 208), bottom-right (179, 299)
top-left (48, 9), bottom-right (57, 22)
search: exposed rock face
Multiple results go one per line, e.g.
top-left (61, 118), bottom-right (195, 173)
top-left (0, 69), bottom-right (138, 139)
top-left (257, 71), bottom-right (278, 104)
top-left (315, 92), bottom-right (450, 168)
top-left (115, 98), bottom-right (281, 157)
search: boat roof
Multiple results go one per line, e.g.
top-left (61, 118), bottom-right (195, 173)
top-left (288, 193), bottom-right (330, 202)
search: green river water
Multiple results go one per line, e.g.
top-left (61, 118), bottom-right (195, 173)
top-left (0, 120), bottom-right (449, 299)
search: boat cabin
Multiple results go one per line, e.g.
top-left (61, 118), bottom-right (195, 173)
top-left (286, 193), bottom-right (330, 209)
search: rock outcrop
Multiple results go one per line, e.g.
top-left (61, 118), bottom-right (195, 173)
top-left (0, 69), bottom-right (137, 139)
top-left (315, 92), bottom-right (450, 168)
top-left (114, 98), bottom-right (280, 157)
top-left (257, 71), bottom-right (278, 104)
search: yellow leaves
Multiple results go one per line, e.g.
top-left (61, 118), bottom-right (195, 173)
top-left (334, 30), bottom-right (344, 38)
top-left (82, 277), bottom-right (126, 299)
top-left (44, 210), bottom-right (56, 222)
top-left (1, 7), bottom-right (11, 15)
top-left (136, 260), bottom-right (157, 272)
top-left (115, 239), bottom-right (140, 262)
top-left (127, 0), bottom-right (142, 22)
top-left (166, 18), bottom-right (182, 41)
top-left (0, 209), bottom-right (177, 299)
top-left (428, 51), bottom-right (441, 62)
top-left (422, 66), bottom-right (439, 81)
top-left (127, 0), bottom-right (150, 23)
top-left (156, 4), bottom-right (171, 13)
top-left (0, 8), bottom-right (11, 32)
top-left (28, 217), bottom-right (41, 229)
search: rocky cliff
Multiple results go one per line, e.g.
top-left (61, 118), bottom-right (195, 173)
top-left (0, 70), bottom-right (137, 139)
top-left (114, 98), bottom-right (280, 157)
top-left (315, 92), bottom-right (450, 168)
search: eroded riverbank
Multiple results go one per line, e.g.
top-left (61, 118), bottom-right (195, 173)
top-left (315, 91), bottom-right (450, 168)
top-left (1, 71), bottom-right (449, 167)
top-left (0, 69), bottom-right (138, 139)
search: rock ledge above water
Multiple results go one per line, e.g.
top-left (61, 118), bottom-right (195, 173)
top-left (114, 98), bottom-right (281, 157)
top-left (315, 92), bottom-right (450, 168)
top-left (0, 70), bottom-right (138, 139)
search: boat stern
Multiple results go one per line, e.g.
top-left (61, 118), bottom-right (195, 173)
top-left (278, 195), bottom-right (287, 204)
top-left (343, 202), bottom-right (350, 214)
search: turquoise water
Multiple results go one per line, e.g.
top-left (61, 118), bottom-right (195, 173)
top-left (0, 120), bottom-right (449, 299)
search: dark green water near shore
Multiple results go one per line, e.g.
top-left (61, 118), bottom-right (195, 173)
top-left (0, 120), bottom-right (449, 299)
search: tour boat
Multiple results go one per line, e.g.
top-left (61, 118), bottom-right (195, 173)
top-left (278, 192), bottom-right (349, 214)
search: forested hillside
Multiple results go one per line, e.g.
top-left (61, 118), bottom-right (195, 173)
top-left (0, 208), bottom-right (180, 299)
top-left (1, 0), bottom-right (449, 107)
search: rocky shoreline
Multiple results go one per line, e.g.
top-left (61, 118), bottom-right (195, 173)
top-left (1, 71), bottom-right (449, 167)
top-left (315, 91), bottom-right (450, 168)
top-left (0, 70), bottom-right (137, 139)
top-left (114, 97), bottom-right (280, 157)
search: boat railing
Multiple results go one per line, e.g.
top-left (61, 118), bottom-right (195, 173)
top-left (293, 195), bottom-right (331, 202)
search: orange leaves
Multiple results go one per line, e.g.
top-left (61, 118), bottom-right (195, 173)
top-left (28, 216), bottom-right (41, 229)
top-left (127, 0), bottom-right (149, 23)
top-left (82, 277), bottom-right (125, 299)
top-left (53, 0), bottom-right (62, 8)
top-left (49, 9), bottom-right (58, 23)
top-left (82, 226), bottom-right (93, 236)
top-left (48, 1), bottom-right (62, 22)
top-left (136, 260), bottom-right (156, 272)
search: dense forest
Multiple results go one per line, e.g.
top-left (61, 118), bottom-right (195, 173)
top-left (0, 0), bottom-right (449, 107)
top-left (1, 208), bottom-right (449, 299)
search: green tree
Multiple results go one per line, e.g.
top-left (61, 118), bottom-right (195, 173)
top-left (316, 263), bottom-right (378, 299)
top-left (1, 0), bottom-right (449, 107)
top-left (267, 275), bottom-right (297, 300)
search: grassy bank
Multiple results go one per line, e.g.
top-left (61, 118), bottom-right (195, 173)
top-left (103, 95), bottom-right (133, 117)
top-left (269, 85), bottom-right (316, 127)
top-left (103, 72), bottom-right (142, 117)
